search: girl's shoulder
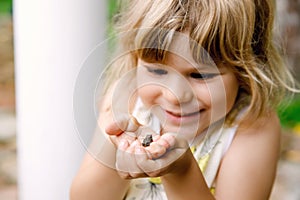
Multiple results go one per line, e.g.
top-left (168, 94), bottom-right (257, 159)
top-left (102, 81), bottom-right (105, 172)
top-left (224, 109), bottom-right (281, 171)
top-left (236, 110), bottom-right (281, 137)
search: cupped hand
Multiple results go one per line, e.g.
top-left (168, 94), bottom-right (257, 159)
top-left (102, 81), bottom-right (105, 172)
top-left (116, 132), bottom-right (193, 179)
top-left (104, 116), bottom-right (194, 179)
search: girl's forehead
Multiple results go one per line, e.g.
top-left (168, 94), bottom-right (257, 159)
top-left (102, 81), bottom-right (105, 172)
top-left (137, 32), bottom-right (215, 66)
top-left (167, 33), bottom-right (196, 63)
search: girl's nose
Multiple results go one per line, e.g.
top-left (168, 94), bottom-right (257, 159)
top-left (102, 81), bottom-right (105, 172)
top-left (163, 77), bottom-right (193, 105)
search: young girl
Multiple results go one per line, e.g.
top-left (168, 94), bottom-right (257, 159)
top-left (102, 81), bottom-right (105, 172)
top-left (71, 0), bottom-right (297, 199)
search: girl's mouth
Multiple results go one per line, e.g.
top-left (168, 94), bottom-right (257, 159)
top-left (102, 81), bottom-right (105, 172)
top-left (164, 109), bottom-right (204, 124)
top-left (166, 110), bottom-right (200, 117)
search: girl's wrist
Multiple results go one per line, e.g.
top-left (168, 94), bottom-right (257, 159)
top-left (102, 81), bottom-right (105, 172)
top-left (163, 147), bottom-right (195, 178)
top-left (160, 149), bottom-right (214, 200)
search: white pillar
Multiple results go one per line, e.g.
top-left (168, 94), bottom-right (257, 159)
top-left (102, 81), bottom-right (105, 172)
top-left (13, 0), bottom-right (107, 199)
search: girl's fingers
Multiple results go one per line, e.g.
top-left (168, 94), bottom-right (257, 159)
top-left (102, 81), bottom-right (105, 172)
top-left (138, 148), bottom-right (187, 177)
top-left (162, 132), bottom-right (188, 150)
top-left (152, 134), bottom-right (160, 142)
top-left (117, 132), bottom-right (137, 146)
top-left (105, 115), bottom-right (140, 135)
top-left (108, 131), bottom-right (136, 147)
top-left (157, 134), bottom-right (176, 149)
top-left (145, 142), bottom-right (167, 159)
top-left (115, 130), bottom-right (189, 178)
top-left (105, 116), bottom-right (128, 135)
top-left (136, 133), bottom-right (190, 177)
top-left (126, 116), bottom-right (141, 132)
top-left (116, 140), bottom-right (147, 179)
top-left (118, 139), bottom-right (129, 151)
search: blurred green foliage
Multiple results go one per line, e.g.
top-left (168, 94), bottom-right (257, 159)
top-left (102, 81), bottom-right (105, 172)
top-left (278, 95), bottom-right (300, 129)
top-left (108, 0), bottom-right (119, 21)
top-left (0, 0), bottom-right (12, 14)
top-left (106, 0), bottom-right (120, 54)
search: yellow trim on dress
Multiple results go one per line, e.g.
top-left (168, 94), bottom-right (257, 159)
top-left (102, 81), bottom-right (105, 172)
top-left (149, 177), bottom-right (162, 184)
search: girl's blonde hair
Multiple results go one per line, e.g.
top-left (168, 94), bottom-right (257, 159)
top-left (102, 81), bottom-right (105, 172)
top-left (104, 0), bottom-right (297, 124)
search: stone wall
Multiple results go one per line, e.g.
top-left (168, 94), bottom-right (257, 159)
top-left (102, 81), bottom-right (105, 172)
top-left (0, 14), bottom-right (14, 111)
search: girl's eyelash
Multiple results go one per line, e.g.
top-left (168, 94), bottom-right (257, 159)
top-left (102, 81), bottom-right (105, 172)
top-left (144, 65), bottom-right (217, 79)
top-left (146, 67), bottom-right (168, 75)
top-left (190, 72), bottom-right (217, 80)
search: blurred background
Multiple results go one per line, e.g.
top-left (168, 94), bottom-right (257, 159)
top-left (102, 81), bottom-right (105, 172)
top-left (0, 0), bottom-right (299, 199)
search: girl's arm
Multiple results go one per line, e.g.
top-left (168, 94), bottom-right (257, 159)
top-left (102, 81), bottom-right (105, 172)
top-left (70, 119), bottom-right (130, 200)
top-left (70, 151), bottom-right (130, 200)
top-left (70, 84), bottom-right (130, 200)
top-left (214, 111), bottom-right (281, 200)
top-left (161, 148), bottom-right (215, 200)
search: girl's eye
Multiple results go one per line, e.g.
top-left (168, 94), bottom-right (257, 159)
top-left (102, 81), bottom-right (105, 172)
top-left (146, 67), bottom-right (168, 75)
top-left (190, 72), bottom-right (217, 80)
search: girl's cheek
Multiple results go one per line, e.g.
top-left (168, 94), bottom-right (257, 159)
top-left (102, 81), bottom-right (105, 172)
top-left (193, 85), bottom-right (212, 106)
top-left (137, 85), bottom-right (161, 105)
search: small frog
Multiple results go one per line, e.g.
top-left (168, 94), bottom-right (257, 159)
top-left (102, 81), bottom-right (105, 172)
top-left (142, 134), bottom-right (153, 147)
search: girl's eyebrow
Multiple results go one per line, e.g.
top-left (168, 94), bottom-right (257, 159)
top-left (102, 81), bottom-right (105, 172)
top-left (147, 63), bottom-right (165, 67)
top-left (139, 60), bottom-right (220, 72)
top-left (139, 61), bottom-right (166, 68)
top-left (197, 64), bottom-right (220, 72)
top-left (186, 61), bottom-right (220, 72)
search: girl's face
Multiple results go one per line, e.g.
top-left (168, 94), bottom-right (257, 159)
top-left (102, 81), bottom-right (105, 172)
top-left (136, 52), bottom-right (239, 138)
